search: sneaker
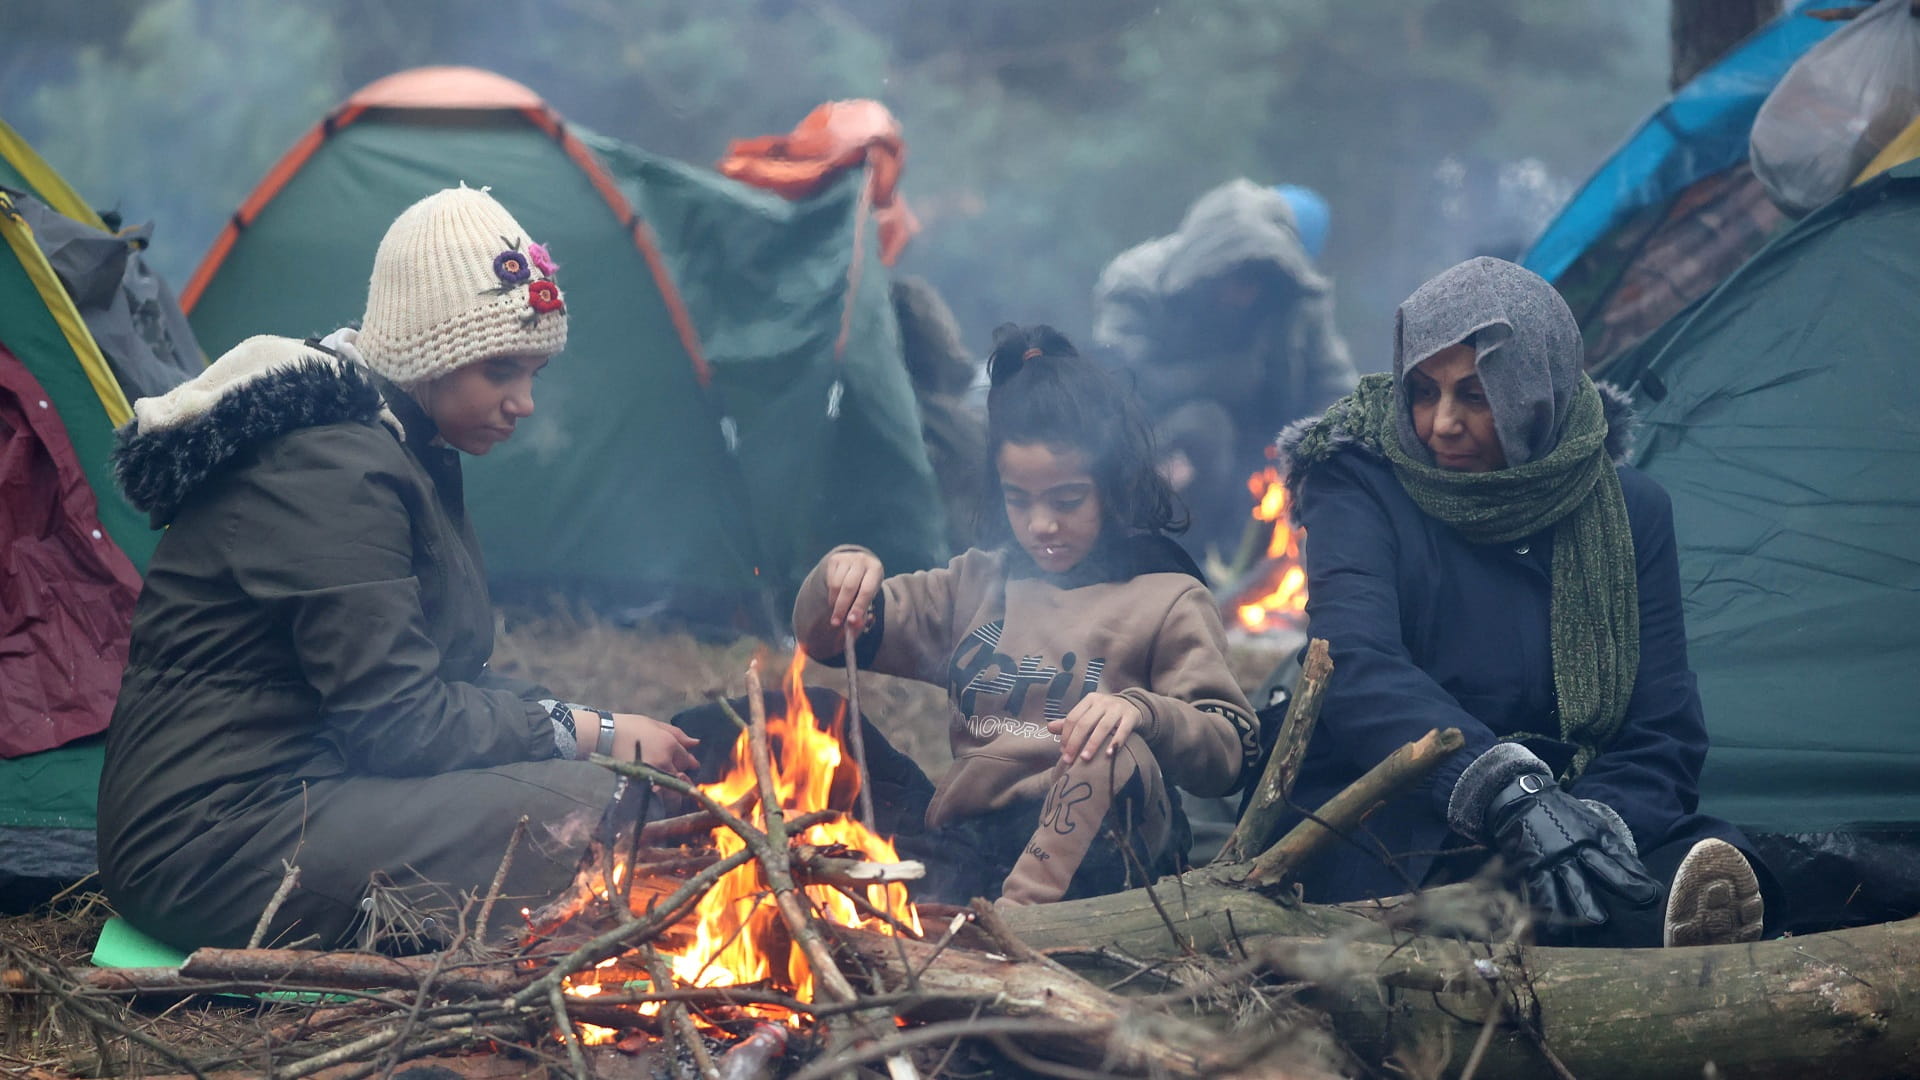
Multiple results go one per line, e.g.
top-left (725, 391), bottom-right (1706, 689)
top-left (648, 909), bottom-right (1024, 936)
top-left (1663, 838), bottom-right (1764, 947)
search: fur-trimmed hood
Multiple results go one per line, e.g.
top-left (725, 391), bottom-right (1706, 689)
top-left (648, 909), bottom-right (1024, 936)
top-left (113, 335), bottom-right (401, 525)
top-left (1276, 380), bottom-right (1636, 494)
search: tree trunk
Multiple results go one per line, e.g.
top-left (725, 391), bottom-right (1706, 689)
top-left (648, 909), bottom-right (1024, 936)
top-left (999, 876), bottom-right (1920, 1079)
top-left (1671, 0), bottom-right (1783, 90)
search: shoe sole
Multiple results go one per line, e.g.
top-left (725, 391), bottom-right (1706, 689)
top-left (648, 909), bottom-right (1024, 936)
top-left (1664, 838), bottom-right (1763, 948)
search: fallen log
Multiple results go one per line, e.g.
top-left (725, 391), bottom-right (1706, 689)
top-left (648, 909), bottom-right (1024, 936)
top-left (1001, 876), bottom-right (1920, 1078)
top-left (175, 949), bottom-right (523, 998)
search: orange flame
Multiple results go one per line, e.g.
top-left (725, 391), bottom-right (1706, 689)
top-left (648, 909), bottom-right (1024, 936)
top-left (1233, 464), bottom-right (1309, 632)
top-left (563, 651), bottom-right (919, 1033)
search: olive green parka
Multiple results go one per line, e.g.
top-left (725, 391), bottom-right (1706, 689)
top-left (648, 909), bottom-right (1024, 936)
top-left (99, 338), bottom-right (615, 951)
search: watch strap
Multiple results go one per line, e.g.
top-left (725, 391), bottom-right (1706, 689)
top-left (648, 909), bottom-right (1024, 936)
top-left (594, 710), bottom-right (617, 757)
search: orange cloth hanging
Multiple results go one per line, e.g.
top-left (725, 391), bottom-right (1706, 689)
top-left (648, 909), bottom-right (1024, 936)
top-left (717, 100), bottom-right (921, 265)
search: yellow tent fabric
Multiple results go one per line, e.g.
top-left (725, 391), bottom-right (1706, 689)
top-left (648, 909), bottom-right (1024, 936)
top-left (1855, 112), bottom-right (1920, 186)
top-left (0, 119), bottom-right (106, 231)
top-left (0, 193), bottom-right (132, 426)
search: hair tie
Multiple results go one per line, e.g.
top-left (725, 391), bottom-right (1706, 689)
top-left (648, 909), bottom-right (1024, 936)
top-left (1021, 347), bottom-right (1043, 361)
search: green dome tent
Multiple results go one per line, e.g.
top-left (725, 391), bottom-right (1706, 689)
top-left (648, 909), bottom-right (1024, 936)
top-left (183, 67), bottom-right (946, 630)
top-left (1616, 160), bottom-right (1920, 926)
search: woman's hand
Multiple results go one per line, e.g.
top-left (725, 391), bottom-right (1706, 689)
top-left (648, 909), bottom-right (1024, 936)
top-left (577, 711), bottom-right (700, 780)
top-left (823, 549), bottom-right (885, 631)
top-left (1048, 693), bottom-right (1144, 765)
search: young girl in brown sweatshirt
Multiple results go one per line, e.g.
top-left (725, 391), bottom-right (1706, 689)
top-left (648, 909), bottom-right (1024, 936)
top-left (793, 324), bottom-right (1258, 905)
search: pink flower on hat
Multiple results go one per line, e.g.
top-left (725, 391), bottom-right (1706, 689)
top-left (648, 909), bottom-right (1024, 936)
top-left (526, 241), bottom-right (558, 277)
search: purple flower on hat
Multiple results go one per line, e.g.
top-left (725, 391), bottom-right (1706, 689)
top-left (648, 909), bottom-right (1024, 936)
top-left (526, 241), bottom-right (558, 277)
top-left (492, 249), bottom-right (532, 285)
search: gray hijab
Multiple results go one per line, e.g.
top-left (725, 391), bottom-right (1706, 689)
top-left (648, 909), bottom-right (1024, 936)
top-left (1392, 256), bottom-right (1584, 468)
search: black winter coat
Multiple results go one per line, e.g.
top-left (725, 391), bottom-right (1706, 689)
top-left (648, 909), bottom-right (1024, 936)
top-left (1285, 449), bottom-right (1748, 902)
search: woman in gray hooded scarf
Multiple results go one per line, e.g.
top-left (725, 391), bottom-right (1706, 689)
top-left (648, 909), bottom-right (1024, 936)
top-left (1275, 257), bottom-right (1777, 948)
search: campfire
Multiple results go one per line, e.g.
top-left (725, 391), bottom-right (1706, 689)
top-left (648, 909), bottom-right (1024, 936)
top-left (538, 651), bottom-right (922, 1056)
top-left (1224, 456), bottom-right (1308, 634)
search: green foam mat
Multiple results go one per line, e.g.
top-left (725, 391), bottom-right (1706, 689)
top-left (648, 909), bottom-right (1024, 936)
top-left (91, 916), bottom-right (342, 1001)
top-left (90, 915), bottom-right (188, 968)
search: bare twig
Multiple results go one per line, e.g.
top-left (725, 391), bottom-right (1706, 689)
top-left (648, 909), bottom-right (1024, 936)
top-left (3, 942), bottom-right (213, 1080)
top-left (512, 843), bottom-right (759, 1007)
top-left (281, 1017), bottom-right (517, 1080)
top-left (743, 661), bottom-right (858, 1006)
top-left (988, 1033), bottom-right (1130, 1080)
top-left (1216, 638), bottom-right (1332, 864)
top-left (373, 946), bottom-right (456, 1080)
top-left (830, 883), bottom-right (923, 940)
top-left (549, 981), bottom-right (591, 1080)
top-left (966, 900), bottom-right (1082, 983)
top-left (928, 1001), bottom-right (986, 1078)
top-left (1245, 727), bottom-right (1465, 886)
top-left (1458, 995), bottom-right (1505, 1080)
top-left (475, 815), bottom-right (528, 943)
top-left (326, 1026), bottom-right (522, 1080)
top-left (1109, 817), bottom-right (1193, 957)
top-left (276, 1009), bottom-right (498, 1080)
top-left (642, 944), bottom-right (721, 1080)
top-left (620, 777), bottom-right (655, 915)
top-left (910, 911), bottom-right (973, 982)
top-left (786, 1017), bottom-right (1093, 1080)
top-left (248, 860), bottom-right (302, 949)
top-left (842, 623), bottom-right (877, 832)
top-left (744, 660), bottom-right (917, 1079)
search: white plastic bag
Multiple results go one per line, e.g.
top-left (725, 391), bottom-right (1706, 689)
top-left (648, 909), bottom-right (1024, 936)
top-left (1750, 0), bottom-right (1920, 216)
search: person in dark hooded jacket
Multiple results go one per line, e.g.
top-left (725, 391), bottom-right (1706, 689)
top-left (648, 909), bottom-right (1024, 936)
top-left (1093, 179), bottom-right (1357, 564)
top-left (1276, 257), bottom-right (1778, 948)
top-left (98, 187), bottom-right (700, 952)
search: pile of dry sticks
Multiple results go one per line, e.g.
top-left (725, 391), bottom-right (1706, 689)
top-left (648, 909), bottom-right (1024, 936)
top-left (9, 641), bottom-right (1916, 1080)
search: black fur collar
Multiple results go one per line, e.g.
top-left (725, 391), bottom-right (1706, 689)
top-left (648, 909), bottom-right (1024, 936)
top-left (113, 359), bottom-right (389, 526)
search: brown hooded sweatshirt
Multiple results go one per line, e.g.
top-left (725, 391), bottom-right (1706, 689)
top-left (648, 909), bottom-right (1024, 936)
top-left (794, 539), bottom-right (1257, 903)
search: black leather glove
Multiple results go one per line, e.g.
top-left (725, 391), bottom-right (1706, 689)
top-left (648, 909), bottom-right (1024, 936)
top-left (1448, 744), bottom-right (1661, 928)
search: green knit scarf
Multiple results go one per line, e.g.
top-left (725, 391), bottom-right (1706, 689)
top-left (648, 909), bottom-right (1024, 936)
top-left (1290, 372), bottom-right (1639, 778)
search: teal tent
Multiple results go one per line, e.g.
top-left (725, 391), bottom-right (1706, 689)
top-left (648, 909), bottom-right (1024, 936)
top-left (184, 67), bottom-right (945, 628)
top-left (1618, 160), bottom-right (1920, 836)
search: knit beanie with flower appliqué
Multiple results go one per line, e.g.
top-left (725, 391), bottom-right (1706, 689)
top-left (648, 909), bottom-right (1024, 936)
top-left (356, 185), bottom-right (567, 387)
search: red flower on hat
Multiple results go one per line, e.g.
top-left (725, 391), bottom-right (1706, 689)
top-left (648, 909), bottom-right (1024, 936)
top-left (528, 279), bottom-right (565, 314)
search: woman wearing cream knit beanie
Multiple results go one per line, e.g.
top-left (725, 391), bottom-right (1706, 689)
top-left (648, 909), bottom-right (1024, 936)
top-left (327, 184), bottom-right (573, 454)
top-left (98, 185), bottom-right (699, 953)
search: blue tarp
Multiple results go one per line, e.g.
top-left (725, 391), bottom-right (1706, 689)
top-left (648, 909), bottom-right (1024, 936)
top-left (1523, 1), bottom-right (1844, 283)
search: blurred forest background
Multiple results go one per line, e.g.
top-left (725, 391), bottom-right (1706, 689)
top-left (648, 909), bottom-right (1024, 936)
top-left (2, 0), bottom-right (1672, 360)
